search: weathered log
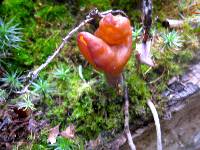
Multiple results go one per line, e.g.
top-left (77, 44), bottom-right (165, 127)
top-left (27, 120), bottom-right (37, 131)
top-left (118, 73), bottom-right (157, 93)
top-left (162, 17), bottom-right (200, 29)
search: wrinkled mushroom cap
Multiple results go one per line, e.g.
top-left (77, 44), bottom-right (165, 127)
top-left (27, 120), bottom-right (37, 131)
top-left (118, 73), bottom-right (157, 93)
top-left (77, 13), bottom-right (132, 76)
top-left (95, 13), bottom-right (132, 45)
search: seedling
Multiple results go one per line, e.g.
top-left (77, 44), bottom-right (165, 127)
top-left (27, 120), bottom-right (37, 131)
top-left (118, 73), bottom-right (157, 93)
top-left (161, 30), bottom-right (183, 50)
top-left (0, 18), bottom-right (23, 51)
top-left (0, 70), bottom-right (22, 92)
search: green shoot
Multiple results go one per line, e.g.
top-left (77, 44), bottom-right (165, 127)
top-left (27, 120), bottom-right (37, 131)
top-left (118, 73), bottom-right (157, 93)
top-left (0, 70), bottom-right (22, 92)
top-left (161, 30), bottom-right (183, 50)
top-left (32, 78), bottom-right (54, 96)
top-left (53, 64), bottom-right (70, 81)
top-left (0, 18), bottom-right (23, 51)
top-left (17, 93), bottom-right (36, 111)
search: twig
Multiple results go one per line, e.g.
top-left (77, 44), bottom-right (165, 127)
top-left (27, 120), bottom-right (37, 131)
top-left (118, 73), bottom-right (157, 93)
top-left (123, 76), bottom-right (136, 150)
top-left (16, 9), bottom-right (127, 94)
top-left (105, 123), bottom-right (157, 149)
top-left (162, 19), bottom-right (184, 28)
top-left (147, 99), bottom-right (162, 150)
top-left (149, 74), bottom-right (163, 84)
top-left (100, 9), bottom-right (128, 17)
top-left (144, 66), bottom-right (152, 75)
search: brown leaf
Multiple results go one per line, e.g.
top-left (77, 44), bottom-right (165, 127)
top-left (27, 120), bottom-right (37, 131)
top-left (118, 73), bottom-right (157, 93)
top-left (28, 118), bottom-right (38, 133)
top-left (60, 124), bottom-right (75, 139)
top-left (28, 118), bottom-right (49, 134)
top-left (47, 125), bottom-right (60, 144)
top-left (136, 40), bottom-right (155, 67)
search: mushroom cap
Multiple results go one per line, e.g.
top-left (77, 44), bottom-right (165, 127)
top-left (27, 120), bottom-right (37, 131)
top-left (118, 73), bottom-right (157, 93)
top-left (95, 13), bottom-right (132, 45)
top-left (77, 13), bottom-right (132, 76)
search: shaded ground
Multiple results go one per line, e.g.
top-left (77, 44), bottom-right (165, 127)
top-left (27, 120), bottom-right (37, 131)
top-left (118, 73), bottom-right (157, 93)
top-left (0, 105), bottom-right (48, 149)
top-left (121, 92), bottom-right (200, 150)
top-left (121, 57), bottom-right (200, 150)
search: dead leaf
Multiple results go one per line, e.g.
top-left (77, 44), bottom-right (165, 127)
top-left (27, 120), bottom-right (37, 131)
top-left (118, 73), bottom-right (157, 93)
top-left (60, 124), bottom-right (75, 139)
top-left (27, 118), bottom-right (49, 135)
top-left (136, 40), bottom-right (155, 67)
top-left (28, 118), bottom-right (37, 133)
top-left (47, 125), bottom-right (60, 144)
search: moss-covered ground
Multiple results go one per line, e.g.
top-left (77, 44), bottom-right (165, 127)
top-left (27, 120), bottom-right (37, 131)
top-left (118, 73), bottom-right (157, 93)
top-left (0, 0), bottom-right (199, 149)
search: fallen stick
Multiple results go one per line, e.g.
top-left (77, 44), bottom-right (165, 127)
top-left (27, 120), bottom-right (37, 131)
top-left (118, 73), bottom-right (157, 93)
top-left (162, 17), bottom-right (200, 29)
top-left (123, 76), bottom-right (136, 150)
top-left (147, 99), bottom-right (162, 150)
top-left (162, 19), bottom-right (184, 28)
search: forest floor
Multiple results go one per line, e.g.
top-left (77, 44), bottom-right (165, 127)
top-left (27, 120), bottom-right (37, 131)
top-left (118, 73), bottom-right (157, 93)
top-left (0, 0), bottom-right (199, 149)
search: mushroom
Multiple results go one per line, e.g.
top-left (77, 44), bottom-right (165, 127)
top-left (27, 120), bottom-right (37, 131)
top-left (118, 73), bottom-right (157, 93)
top-left (77, 13), bottom-right (132, 87)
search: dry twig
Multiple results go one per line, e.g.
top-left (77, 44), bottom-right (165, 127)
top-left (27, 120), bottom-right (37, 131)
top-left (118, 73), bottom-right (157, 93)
top-left (147, 99), bottom-right (162, 150)
top-left (123, 76), bottom-right (136, 150)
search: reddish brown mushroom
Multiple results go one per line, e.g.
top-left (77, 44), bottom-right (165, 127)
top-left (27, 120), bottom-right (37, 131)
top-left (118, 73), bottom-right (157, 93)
top-left (77, 13), bottom-right (132, 86)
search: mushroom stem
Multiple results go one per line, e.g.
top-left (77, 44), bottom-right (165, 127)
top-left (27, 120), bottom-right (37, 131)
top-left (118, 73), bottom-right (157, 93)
top-left (105, 73), bottom-right (123, 88)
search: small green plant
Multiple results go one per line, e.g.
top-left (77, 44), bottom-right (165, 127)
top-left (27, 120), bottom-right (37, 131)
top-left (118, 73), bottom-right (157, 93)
top-left (17, 93), bottom-right (36, 111)
top-left (161, 30), bottom-right (183, 50)
top-left (53, 64), bottom-right (70, 81)
top-left (0, 18), bottom-right (23, 51)
top-left (0, 70), bottom-right (22, 92)
top-left (32, 78), bottom-right (54, 96)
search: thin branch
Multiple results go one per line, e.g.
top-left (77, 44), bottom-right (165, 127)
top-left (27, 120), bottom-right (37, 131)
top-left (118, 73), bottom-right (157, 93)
top-left (123, 76), bottom-right (136, 150)
top-left (144, 66), bottom-right (152, 75)
top-left (147, 99), bottom-right (162, 150)
top-left (16, 9), bottom-right (127, 94)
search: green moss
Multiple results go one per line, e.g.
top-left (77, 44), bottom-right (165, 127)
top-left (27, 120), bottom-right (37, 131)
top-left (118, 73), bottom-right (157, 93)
top-left (79, 0), bottom-right (111, 11)
top-left (0, 0), bottom-right (75, 68)
top-left (0, 0), bottom-right (35, 24)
